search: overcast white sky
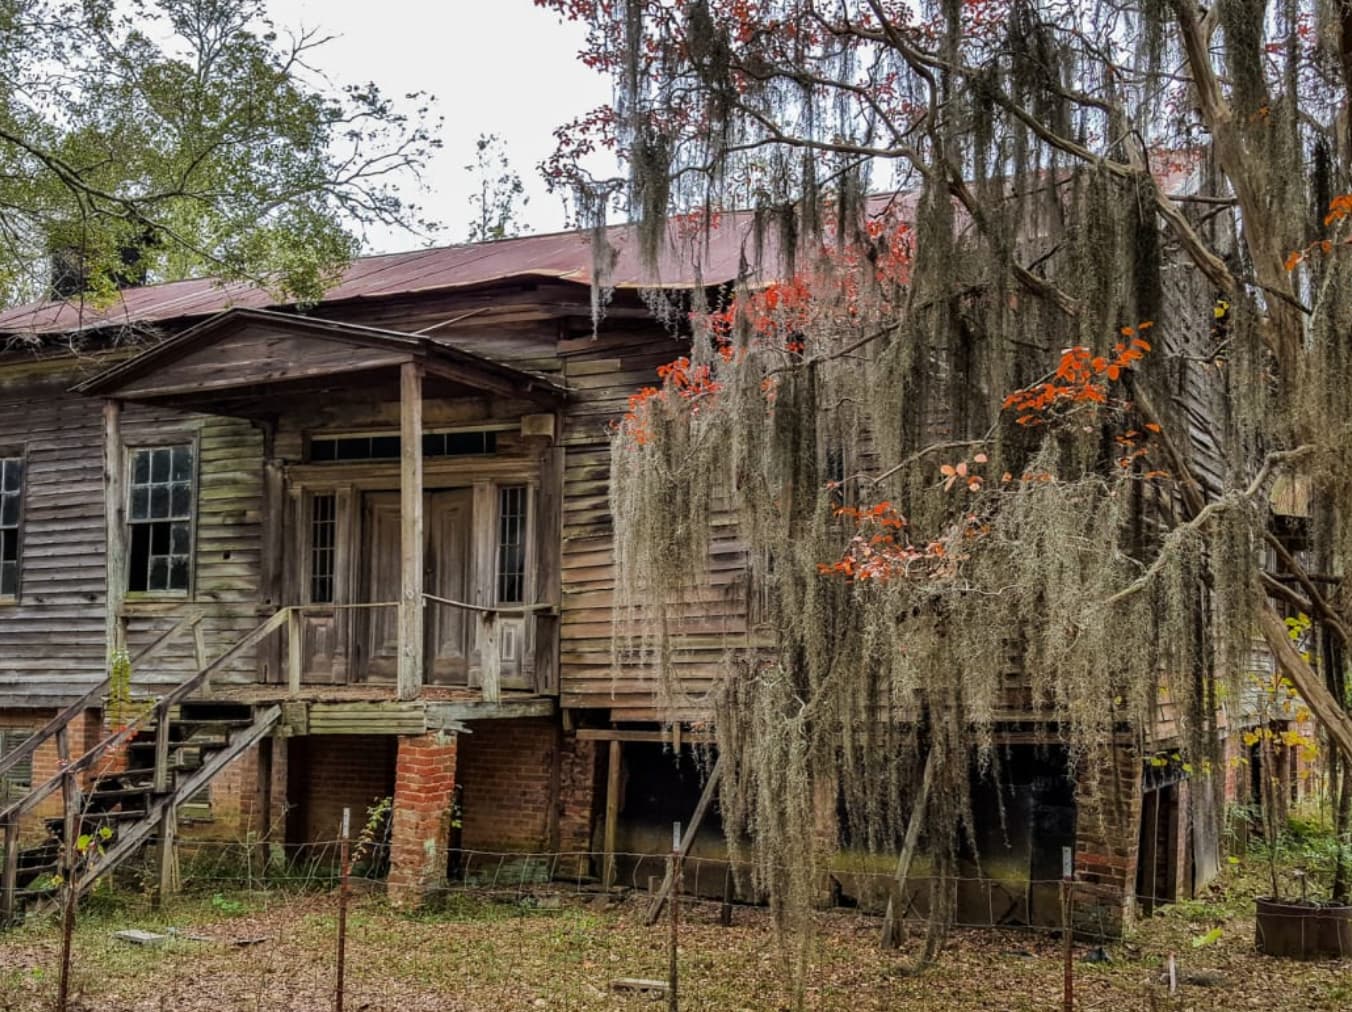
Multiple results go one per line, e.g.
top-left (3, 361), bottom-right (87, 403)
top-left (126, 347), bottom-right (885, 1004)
top-left (265, 0), bottom-right (615, 253)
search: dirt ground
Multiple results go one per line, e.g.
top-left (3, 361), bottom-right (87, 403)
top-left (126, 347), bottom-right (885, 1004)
top-left (0, 875), bottom-right (1348, 1011)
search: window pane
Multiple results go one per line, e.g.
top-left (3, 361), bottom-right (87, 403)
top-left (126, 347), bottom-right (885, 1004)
top-left (128, 525), bottom-right (150, 592)
top-left (310, 494), bottom-right (336, 604)
top-left (171, 446), bottom-right (192, 482)
top-left (0, 458), bottom-right (22, 597)
top-left (168, 556), bottom-right (189, 591)
top-left (127, 444), bottom-right (193, 594)
top-left (149, 557), bottom-right (168, 591)
top-left (496, 485), bottom-right (527, 605)
top-left (370, 435), bottom-right (400, 458)
top-left (336, 437), bottom-right (368, 460)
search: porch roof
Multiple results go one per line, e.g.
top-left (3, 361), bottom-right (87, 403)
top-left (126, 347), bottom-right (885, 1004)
top-left (72, 307), bottom-right (569, 413)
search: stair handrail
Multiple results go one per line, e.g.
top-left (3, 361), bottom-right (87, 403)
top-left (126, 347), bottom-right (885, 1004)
top-left (0, 607), bottom-right (292, 825)
top-left (0, 609), bottom-right (205, 782)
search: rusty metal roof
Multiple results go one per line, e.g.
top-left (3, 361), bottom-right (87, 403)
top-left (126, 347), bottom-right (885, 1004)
top-left (0, 216), bottom-right (761, 338)
top-left (0, 163), bottom-right (1197, 340)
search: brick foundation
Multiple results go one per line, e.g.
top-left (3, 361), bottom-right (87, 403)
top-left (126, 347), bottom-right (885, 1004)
top-left (388, 731), bottom-right (457, 906)
top-left (1072, 743), bottom-right (1143, 939)
top-left (191, 737), bottom-right (289, 843)
top-left (456, 717), bottom-right (556, 853)
top-left (0, 707), bottom-right (120, 828)
top-left (558, 734), bottom-right (599, 860)
top-left (286, 734), bottom-right (396, 846)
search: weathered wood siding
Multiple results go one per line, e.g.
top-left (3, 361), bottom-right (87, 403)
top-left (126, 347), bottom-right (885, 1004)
top-left (119, 405), bottom-right (266, 690)
top-left (556, 327), bottom-right (751, 721)
top-left (0, 354), bottom-right (270, 702)
top-left (0, 369), bottom-right (108, 705)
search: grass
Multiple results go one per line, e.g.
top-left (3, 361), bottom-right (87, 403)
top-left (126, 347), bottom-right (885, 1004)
top-left (0, 858), bottom-right (1349, 1011)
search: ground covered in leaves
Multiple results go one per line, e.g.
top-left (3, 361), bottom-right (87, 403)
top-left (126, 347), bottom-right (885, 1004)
top-left (0, 869), bottom-right (1348, 1011)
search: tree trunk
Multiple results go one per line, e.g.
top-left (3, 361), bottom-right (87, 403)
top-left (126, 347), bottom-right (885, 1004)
top-left (1257, 607), bottom-right (1352, 768)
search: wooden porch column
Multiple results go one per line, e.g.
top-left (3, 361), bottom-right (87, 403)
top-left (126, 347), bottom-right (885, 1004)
top-left (603, 739), bottom-right (622, 889)
top-left (103, 399), bottom-right (126, 659)
top-left (397, 362), bottom-right (425, 700)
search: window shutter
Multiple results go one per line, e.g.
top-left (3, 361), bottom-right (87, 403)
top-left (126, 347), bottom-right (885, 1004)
top-left (0, 729), bottom-right (33, 803)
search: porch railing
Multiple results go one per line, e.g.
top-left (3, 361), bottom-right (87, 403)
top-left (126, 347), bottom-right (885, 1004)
top-left (422, 594), bottom-right (557, 703)
top-left (0, 609), bottom-right (205, 786)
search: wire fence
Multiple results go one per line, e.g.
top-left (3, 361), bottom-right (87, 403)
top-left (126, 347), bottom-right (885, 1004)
top-left (2, 833), bottom-right (1347, 1011)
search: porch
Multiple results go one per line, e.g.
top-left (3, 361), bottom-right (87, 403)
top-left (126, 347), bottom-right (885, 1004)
top-left (76, 307), bottom-right (568, 707)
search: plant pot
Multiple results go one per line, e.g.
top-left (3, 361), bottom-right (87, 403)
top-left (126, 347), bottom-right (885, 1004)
top-left (1254, 896), bottom-right (1352, 959)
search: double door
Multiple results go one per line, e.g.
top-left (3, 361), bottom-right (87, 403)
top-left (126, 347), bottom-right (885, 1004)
top-left (361, 489), bottom-right (471, 684)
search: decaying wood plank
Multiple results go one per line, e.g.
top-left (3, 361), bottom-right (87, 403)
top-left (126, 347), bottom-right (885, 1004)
top-left (644, 756), bottom-right (723, 925)
top-left (603, 739), bottom-right (622, 890)
top-left (103, 399), bottom-right (126, 659)
top-left (397, 362), bottom-right (425, 700)
top-left (880, 747), bottom-right (935, 949)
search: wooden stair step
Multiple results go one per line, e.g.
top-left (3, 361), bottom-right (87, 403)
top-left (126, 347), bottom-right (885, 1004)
top-left (86, 784), bottom-right (154, 801)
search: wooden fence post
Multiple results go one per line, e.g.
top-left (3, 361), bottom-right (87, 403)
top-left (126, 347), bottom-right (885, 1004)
top-left (2, 816), bottom-right (17, 925)
top-left (336, 807), bottom-right (351, 1012)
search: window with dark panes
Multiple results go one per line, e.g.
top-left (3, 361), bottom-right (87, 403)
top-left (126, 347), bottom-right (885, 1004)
top-left (496, 485), bottom-right (527, 605)
top-left (127, 444), bottom-right (194, 593)
top-left (0, 456), bottom-right (22, 597)
top-left (310, 494), bottom-right (336, 604)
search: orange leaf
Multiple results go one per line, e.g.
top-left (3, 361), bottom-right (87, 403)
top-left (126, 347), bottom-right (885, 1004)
top-left (973, 452), bottom-right (988, 464)
top-left (1145, 422), bottom-right (1162, 433)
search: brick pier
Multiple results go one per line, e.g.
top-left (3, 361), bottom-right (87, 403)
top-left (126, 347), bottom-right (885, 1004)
top-left (388, 731), bottom-right (458, 906)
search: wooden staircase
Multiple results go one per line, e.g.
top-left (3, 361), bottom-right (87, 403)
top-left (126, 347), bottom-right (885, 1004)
top-left (0, 608), bottom-right (293, 926)
top-left (2, 703), bottom-right (280, 923)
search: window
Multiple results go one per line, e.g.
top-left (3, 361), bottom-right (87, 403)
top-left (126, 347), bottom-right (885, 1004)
top-left (127, 444), bottom-right (194, 593)
top-left (496, 485), bottom-right (527, 605)
top-left (0, 456), bottom-right (22, 597)
top-left (310, 494), bottom-right (337, 604)
top-left (0, 728), bottom-right (33, 804)
top-left (308, 430), bottom-right (496, 462)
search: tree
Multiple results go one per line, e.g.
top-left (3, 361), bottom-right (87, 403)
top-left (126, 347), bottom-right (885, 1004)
top-left (0, 0), bottom-right (441, 309)
top-left (465, 132), bottom-right (528, 243)
top-left (540, 0), bottom-right (1352, 978)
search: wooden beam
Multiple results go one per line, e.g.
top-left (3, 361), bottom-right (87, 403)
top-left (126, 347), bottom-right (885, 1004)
top-left (575, 728), bottom-right (717, 745)
top-left (287, 607), bottom-right (302, 697)
top-left (479, 613), bottom-right (501, 704)
top-left (603, 739), bottom-right (622, 889)
top-left (424, 697), bottom-right (555, 726)
top-left (881, 748), bottom-right (935, 948)
top-left (643, 756), bottom-right (723, 924)
top-left (157, 806), bottom-right (179, 905)
top-left (103, 400), bottom-right (126, 660)
top-left (397, 361), bottom-right (425, 701)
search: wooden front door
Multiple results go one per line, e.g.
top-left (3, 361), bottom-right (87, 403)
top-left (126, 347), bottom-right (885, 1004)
top-left (359, 490), bottom-right (472, 683)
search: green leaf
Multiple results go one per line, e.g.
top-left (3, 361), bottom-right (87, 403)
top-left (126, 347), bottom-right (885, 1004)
top-left (1191, 927), bottom-right (1223, 948)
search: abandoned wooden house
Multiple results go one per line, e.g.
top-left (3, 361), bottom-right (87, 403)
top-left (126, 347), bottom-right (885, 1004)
top-left (0, 214), bottom-right (1305, 935)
